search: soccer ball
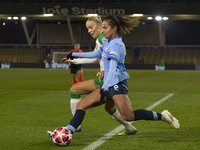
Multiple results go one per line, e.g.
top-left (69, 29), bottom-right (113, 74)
top-left (52, 127), bottom-right (72, 146)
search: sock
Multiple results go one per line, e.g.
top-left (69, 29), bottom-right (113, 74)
top-left (109, 107), bottom-right (135, 131)
top-left (78, 76), bottom-right (83, 82)
top-left (133, 109), bottom-right (162, 121)
top-left (67, 109), bottom-right (85, 133)
top-left (73, 79), bottom-right (77, 84)
top-left (70, 92), bottom-right (81, 116)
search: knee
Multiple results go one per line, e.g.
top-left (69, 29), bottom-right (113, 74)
top-left (70, 84), bottom-right (79, 93)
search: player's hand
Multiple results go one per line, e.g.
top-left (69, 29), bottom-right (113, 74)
top-left (61, 58), bottom-right (72, 65)
top-left (96, 71), bottom-right (104, 80)
top-left (61, 57), bottom-right (66, 61)
top-left (61, 58), bottom-right (71, 62)
top-left (100, 89), bottom-right (111, 103)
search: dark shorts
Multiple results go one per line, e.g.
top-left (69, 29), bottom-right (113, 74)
top-left (109, 80), bottom-right (128, 97)
top-left (70, 64), bottom-right (82, 74)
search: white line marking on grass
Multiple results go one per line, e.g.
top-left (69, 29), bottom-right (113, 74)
top-left (146, 93), bottom-right (174, 110)
top-left (82, 93), bottom-right (174, 150)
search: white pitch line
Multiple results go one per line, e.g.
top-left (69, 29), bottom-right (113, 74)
top-left (146, 93), bottom-right (174, 110)
top-left (82, 93), bottom-right (174, 150)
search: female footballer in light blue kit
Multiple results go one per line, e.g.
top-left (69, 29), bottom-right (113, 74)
top-left (66, 15), bottom-right (180, 135)
top-left (61, 16), bottom-right (137, 135)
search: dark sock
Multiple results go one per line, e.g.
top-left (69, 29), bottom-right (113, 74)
top-left (68, 109), bottom-right (85, 133)
top-left (133, 109), bottom-right (162, 121)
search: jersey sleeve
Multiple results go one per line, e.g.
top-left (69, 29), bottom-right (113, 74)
top-left (72, 58), bottom-right (99, 64)
top-left (107, 44), bottom-right (121, 62)
top-left (72, 47), bottom-right (103, 58)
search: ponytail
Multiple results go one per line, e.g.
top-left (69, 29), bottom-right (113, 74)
top-left (103, 15), bottom-right (140, 35)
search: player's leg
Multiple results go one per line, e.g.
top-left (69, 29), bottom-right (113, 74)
top-left (77, 88), bottom-right (102, 110)
top-left (70, 79), bottom-right (99, 95)
top-left (112, 94), bottom-right (164, 121)
top-left (67, 88), bottom-right (103, 133)
top-left (70, 66), bottom-right (77, 84)
top-left (72, 73), bottom-right (77, 84)
top-left (104, 101), bottom-right (137, 136)
top-left (69, 79), bottom-right (100, 132)
top-left (77, 65), bottom-right (83, 82)
top-left (112, 94), bottom-right (135, 121)
top-left (70, 79), bottom-right (99, 116)
top-left (112, 95), bottom-right (180, 128)
top-left (77, 68), bottom-right (83, 82)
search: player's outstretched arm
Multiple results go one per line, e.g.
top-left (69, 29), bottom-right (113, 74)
top-left (72, 48), bottom-right (102, 58)
top-left (72, 58), bottom-right (99, 64)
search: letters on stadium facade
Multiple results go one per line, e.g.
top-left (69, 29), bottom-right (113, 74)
top-left (42, 5), bottom-right (125, 15)
top-left (0, 3), bottom-right (199, 15)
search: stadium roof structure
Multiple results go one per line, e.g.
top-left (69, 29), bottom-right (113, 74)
top-left (0, 0), bottom-right (200, 21)
top-left (0, 0), bottom-right (200, 46)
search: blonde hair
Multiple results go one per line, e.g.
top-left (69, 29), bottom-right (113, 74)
top-left (103, 15), bottom-right (140, 35)
top-left (87, 16), bottom-right (102, 24)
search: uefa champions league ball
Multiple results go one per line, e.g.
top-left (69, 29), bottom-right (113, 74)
top-left (52, 127), bottom-right (72, 146)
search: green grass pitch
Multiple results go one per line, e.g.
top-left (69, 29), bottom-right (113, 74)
top-left (0, 68), bottom-right (200, 150)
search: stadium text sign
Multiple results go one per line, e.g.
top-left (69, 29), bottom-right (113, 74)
top-left (42, 5), bottom-right (125, 15)
top-left (1, 63), bottom-right (10, 69)
top-left (52, 63), bottom-right (69, 69)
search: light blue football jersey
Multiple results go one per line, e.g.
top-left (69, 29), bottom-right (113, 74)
top-left (101, 36), bottom-right (130, 87)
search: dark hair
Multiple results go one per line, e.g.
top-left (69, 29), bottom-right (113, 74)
top-left (103, 15), bottom-right (140, 35)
